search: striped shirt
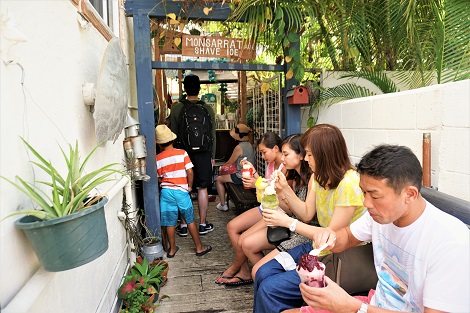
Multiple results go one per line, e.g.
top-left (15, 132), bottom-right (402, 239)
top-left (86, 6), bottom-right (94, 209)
top-left (156, 148), bottom-right (193, 192)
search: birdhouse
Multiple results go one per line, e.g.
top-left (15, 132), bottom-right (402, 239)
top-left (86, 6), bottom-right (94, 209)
top-left (287, 86), bottom-right (309, 105)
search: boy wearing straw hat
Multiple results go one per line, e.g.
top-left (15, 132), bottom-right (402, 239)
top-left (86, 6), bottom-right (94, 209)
top-left (155, 124), bottom-right (212, 258)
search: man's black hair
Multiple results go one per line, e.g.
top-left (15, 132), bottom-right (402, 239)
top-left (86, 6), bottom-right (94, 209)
top-left (183, 74), bottom-right (201, 96)
top-left (357, 144), bottom-right (422, 194)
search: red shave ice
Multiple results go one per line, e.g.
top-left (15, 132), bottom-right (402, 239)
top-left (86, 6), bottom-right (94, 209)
top-left (296, 254), bottom-right (326, 287)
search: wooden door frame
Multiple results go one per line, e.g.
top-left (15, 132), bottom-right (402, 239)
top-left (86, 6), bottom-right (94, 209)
top-left (124, 0), bottom-right (301, 234)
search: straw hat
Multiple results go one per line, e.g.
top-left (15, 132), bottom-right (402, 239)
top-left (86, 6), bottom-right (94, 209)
top-left (230, 124), bottom-right (251, 142)
top-left (155, 124), bottom-right (177, 144)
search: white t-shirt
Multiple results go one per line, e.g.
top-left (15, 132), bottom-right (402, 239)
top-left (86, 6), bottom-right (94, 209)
top-left (350, 201), bottom-right (469, 312)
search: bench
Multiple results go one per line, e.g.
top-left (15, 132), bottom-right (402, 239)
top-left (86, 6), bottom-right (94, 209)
top-left (225, 182), bottom-right (260, 215)
top-left (421, 187), bottom-right (470, 227)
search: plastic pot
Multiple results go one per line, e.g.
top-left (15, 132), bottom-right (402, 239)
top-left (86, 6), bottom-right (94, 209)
top-left (15, 197), bottom-right (109, 272)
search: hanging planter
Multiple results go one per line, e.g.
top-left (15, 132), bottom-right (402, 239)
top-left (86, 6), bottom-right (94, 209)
top-left (1, 137), bottom-right (121, 272)
top-left (15, 197), bottom-right (109, 272)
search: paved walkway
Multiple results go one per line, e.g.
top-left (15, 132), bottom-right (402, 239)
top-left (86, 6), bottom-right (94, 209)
top-left (157, 198), bottom-right (254, 313)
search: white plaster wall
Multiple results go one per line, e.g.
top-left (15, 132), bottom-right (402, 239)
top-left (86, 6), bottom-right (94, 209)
top-left (0, 1), bottom-right (135, 312)
top-left (301, 80), bottom-right (470, 201)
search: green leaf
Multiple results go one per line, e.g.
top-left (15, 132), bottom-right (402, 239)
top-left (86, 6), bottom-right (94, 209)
top-left (275, 7), bottom-right (284, 20)
top-left (287, 32), bottom-right (300, 43)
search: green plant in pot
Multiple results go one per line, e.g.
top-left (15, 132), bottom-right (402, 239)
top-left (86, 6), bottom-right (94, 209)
top-left (118, 275), bottom-right (158, 313)
top-left (140, 217), bottom-right (165, 262)
top-left (118, 256), bottom-right (169, 313)
top-left (1, 137), bottom-right (121, 271)
top-left (135, 256), bottom-right (169, 287)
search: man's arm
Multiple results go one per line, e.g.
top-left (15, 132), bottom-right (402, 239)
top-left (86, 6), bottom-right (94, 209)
top-left (299, 278), bottom-right (446, 313)
top-left (312, 226), bottom-right (363, 254)
top-left (208, 105), bottom-right (216, 159)
top-left (169, 102), bottom-right (182, 134)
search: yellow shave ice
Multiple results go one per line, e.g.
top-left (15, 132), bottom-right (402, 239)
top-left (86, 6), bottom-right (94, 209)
top-left (255, 177), bottom-right (270, 202)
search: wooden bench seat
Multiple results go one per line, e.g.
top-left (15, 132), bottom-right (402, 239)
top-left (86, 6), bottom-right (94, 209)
top-left (225, 182), bottom-right (260, 214)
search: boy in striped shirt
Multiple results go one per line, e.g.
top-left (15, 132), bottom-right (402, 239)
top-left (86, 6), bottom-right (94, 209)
top-left (155, 125), bottom-right (212, 258)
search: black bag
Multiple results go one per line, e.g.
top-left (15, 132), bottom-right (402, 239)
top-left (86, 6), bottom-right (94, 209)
top-left (267, 226), bottom-right (290, 245)
top-left (177, 99), bottom-right (213, 153)
top-left (322, 243), bottom-right (378, 296)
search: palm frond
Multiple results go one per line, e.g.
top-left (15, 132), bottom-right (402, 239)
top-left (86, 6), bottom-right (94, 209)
top-left (314, 83), bottom-right (376, 108)
top-left (440, 0), bottom-right (470, 82)
top-left (340, 71), bottom-right (399, 93)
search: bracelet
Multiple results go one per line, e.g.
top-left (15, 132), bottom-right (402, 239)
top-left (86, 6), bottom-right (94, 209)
top-left (281, 194), bottom-right (289, 204)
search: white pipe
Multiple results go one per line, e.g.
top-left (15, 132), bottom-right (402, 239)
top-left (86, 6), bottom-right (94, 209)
top-left (106, 175), bottom-right (130, 201)
top-left (3, 175), bottom-right (130, 313)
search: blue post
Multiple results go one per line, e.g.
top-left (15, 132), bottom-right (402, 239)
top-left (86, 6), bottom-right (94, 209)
top-left (133, 11), bottom-right (161, 236)
top-left (283, 40), bottom-right (301, 136)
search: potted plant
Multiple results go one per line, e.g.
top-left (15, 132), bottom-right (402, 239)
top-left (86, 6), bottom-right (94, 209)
top-left (1, 137), bottom-right (121, 271)
top-left (118, 256), bottom-right (168, 313)
top-left (118, 276), bottom-right (158, 313)
top-left (136, 256), bottom-right (169, 287)
top-left (140, 217), bottom-right (164, 262)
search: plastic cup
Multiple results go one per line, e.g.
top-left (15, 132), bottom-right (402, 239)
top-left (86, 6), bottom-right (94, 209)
top-left (255, 178), bottom-right (269, 202)
top-left (242, 164), bottom-right (253, 189)
top-left (296, 254), bottom-right (326, 287)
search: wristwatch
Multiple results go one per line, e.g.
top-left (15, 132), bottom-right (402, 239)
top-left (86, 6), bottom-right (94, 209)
top-left (357, 302), bottom-right (368, 313)
top-left (289, 219), bottom-right (298, 232)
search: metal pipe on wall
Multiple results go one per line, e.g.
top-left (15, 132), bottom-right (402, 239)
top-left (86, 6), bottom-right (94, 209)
top-left (422, 133), bottom-right (431, 187)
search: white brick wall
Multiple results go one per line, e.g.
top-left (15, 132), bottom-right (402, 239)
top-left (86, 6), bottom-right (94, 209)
top-left (301, 80), bottom-right (470, 201)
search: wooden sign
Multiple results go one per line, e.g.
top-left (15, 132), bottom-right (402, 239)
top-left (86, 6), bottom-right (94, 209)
top-left (182, 35), bottom-right (255, 59)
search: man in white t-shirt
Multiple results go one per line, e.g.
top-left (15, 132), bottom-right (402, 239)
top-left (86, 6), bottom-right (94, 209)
top-left (299, 144), bottom-right (469, 313)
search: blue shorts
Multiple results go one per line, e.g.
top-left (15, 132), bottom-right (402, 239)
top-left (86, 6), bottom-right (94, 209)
top-left (160, 188), bottom-right (195, 226)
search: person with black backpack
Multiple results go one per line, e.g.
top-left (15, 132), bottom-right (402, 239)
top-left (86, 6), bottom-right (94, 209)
top-left (170, 74), bottom-right (216, 236)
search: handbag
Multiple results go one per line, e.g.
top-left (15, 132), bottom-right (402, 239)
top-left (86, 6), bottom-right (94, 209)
top-left (322, 243), bottom-right (378, 296)
top-left (219, 163), bottom-right (237, 175)
top-left (267, 226), bottom-right (290, 245)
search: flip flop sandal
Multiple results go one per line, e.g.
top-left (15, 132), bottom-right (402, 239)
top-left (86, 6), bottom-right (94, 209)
top-left (167, 246), bottom-right (179, 258)
top-left (195, 245), bottom-right (212, 257)
top-left (224, 276), bottom-right (254, 287)
top-left (215, 271), bottom-right (235, 285)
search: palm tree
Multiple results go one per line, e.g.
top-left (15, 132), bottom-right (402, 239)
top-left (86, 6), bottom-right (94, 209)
top-left (229, 0), bottom-right (469, 85)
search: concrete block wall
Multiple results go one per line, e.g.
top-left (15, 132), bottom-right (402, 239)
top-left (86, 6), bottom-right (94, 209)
top-left (301, 80), bottom-right (470, 201)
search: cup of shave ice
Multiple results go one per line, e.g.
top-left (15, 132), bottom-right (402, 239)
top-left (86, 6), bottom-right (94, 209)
top-left (261, 185), bottom-right (279, 210)
top-left (241, 163), bottom-right (253, 189)
top-left (255, 177), bottom-right (270, 202)
top-left (296, 254), bottom-right (326, 287)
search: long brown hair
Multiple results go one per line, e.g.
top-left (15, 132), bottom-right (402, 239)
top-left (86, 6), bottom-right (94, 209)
top-left (282, 134), bottom-right (311, 188)
top-left (300, 124), bottom-right (353, 189)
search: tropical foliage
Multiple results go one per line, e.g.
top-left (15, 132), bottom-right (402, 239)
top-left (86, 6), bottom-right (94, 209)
top-left (118, 256), bottom-right (168, 313)
top-left (228, 0), bottom-right (469, 84)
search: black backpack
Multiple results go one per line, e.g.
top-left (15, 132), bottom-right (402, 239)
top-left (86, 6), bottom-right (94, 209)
top-left (177, 99), bottom-right (213, 153)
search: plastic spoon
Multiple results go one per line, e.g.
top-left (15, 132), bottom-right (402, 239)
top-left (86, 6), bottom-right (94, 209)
top-left (309, 238), bottom-right (336, 256)
top-left (270, 163), bottom-right (285, 188)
